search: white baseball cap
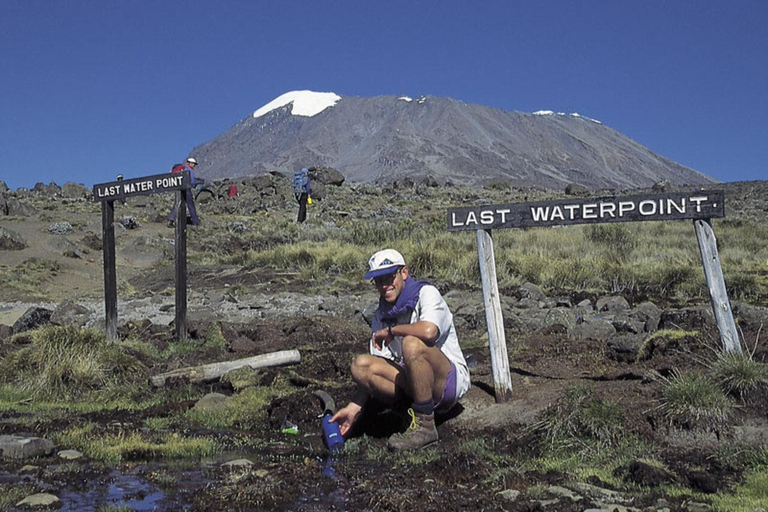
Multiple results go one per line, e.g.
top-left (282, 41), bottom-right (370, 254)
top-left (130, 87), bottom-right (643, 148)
top-left (186, 157), bottom-right (198, 165)
top-left (364, 249), bottom-right (406, 280)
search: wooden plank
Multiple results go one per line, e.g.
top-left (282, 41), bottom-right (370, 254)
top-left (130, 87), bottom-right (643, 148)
top-left (101, 200), bottom-right (118, 341)
top-left (174, 191), bottom-right (188, 341)
top-left (476, 229), bottom-right (513, 402)
top-left (149, 350), bottom-right (302, 387)
top-left (693, 219), bottom-right (742, 354)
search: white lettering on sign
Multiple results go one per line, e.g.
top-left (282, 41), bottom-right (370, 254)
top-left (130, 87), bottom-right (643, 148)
top-left (450, 208), bottom-right (513, 228)
top-left (156, 175), bottom-right (184, 189)
top-left (447, 191), bottom-right (723, 231)
top-left (97, 185), bottom-right (121, 198)
top-left (122, 180), bottom-right (154, 195)
top-left (527, 197), bottom-right (712, 222)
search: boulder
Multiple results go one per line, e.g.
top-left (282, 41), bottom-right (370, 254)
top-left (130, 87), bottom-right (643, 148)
top-left (630, 301), bottom-right (662, 332)
top-left (48, 222), bottom-right (74, 235)
top-left (12, 307), bottom-right (53, 333)
top-left (517, 282), bottom-right (547, 303)
top-left (607, 333), bottom-right (647, 362)
top-left (569, 316), bottom-right (616, 341)
top-left (733, 302), bottom-right (768, 331)
top-left (309, 166), bottom-right (345, 186)
top-left (117, 215), bottom-right (141, 229)
top-left (33, 182), bottom-right (61, 196)
top-left (0, 435), bottom-right (55, 459)
top-left (192, 392), bottom-right (231, 414)
top-left (421, 175), bottom-right (439, 187)
top-left (0, 194), bottom-right (38, 217)
top-left (611, 313), bottom-right (644, 334)
top-left (61, 182), bottom-right (90, 199)
top-left (0, 226), bottom-right (27, 250)
top-left (659, 306), bottom-right (715, 331)
top-left (596, 295), bottom-right (630, 314)
top-left (565, 183), bottom-right (589, 196)
top-left (51, 301), bottom-right (92, 328)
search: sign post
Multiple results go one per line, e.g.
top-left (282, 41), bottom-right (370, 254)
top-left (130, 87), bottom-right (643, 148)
top-left (476, 228), bottom-right (513, 403)
top-left (448, 190), bottom-right (739, 402)
top-left (93, 171), bottom-right (192, 341)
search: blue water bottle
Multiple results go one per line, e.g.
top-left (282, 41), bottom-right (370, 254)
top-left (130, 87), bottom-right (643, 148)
top-left (321, 413), bottom-right (344, 452)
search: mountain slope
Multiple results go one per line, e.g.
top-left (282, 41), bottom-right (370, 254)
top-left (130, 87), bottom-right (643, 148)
top-left (191, 92), bottom-right (716, 190)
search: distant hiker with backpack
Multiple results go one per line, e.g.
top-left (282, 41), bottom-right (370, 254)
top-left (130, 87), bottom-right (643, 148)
top-left (168, 157), bottom-right (201, 227)
top-left (292, 167), bottom-right (311, 223)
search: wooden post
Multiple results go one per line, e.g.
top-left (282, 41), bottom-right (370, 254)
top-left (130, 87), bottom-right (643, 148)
top-left (693, 219), bottom-right (742, 354)
top-left (101, 200), bottom-right (118, 341)
top-left (174, 191), bottom-right (188, 341)
top-left (476, 229), bottom-right (513, 402)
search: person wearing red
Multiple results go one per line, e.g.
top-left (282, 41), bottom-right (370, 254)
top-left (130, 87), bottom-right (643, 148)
top-left (168, 157), bottom-right (201, 227)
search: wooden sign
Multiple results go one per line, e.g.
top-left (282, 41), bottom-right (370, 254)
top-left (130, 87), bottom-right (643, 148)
top-left (448, 190), bottom-right (724, 231)
top-left (93, 171), bottom-right (191, 202)
top-left (448, 188), bottom-right (739, 405)
top-left (93, 171), bottom-right (192, 342)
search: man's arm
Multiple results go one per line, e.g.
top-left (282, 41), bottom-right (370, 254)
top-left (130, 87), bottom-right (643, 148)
top-left (371, 320), bottom-right (439, 350)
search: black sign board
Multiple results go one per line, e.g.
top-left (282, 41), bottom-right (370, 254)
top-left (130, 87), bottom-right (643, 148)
top-left (93, 170), bottom-right (193, 341)
top-left (93, 171), bottom-right (191, 202)
top-left (447, 190), bottom-right (725, 232)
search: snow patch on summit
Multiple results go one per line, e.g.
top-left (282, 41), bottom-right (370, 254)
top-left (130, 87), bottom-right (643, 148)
top-left (253, 91), bottom-right (341, 118)
top-left (533, 110), bottom-right (602, 124)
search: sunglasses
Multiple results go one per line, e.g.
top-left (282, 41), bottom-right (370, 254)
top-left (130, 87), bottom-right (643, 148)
top-left (372, 268), bottom-right (402, 287)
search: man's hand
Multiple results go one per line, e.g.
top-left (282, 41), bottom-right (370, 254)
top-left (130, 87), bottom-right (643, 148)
top-left (371, 327), bottom-right (393, 351)
top-left (330, 402), bottom-right (363, 437)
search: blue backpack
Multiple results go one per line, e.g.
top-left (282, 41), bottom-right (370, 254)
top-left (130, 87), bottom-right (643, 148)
top-left (292, 168), bottom-right (310, 196)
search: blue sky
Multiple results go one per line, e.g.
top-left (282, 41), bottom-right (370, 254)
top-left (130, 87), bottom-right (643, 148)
top-left (1, 0), bottom-right (765, 190)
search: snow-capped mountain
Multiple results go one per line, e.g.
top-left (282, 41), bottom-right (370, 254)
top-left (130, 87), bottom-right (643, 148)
top-left (191, 91), bottom-right (716, 190)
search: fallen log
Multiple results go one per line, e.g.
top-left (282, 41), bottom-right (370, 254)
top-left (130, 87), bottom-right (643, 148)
top-left (149, 349), bottom-right (301, 388)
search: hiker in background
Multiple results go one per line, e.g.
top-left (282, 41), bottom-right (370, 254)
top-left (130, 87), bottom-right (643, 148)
top-left (292, 167), bottom-right (311, 223)
top-left (168, 157), bottom-right (201, 227)
top-left (331, 249), bottom-right (471, 450)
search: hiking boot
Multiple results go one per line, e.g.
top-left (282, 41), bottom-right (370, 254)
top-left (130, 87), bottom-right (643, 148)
top-left (167, 220), bottom-right (175, 228)
top-left (387, 408), bottom-right (438, 451)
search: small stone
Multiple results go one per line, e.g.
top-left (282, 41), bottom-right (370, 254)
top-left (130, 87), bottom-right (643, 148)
top-left (221, 458), bottom-right (254, 468)
top-left (498, 489), bottom-right (521, 502)
top-left (16, 492), bottom-right (60, 507)
top-left (58, 449), bottom-right (83, 460)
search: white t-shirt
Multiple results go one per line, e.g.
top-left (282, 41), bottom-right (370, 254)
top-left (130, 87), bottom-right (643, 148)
top-left (369, 284), bottom-right (471, 400)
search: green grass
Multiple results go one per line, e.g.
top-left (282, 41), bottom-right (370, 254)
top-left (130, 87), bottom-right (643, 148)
top-left (710, 468), bottom-right (768, 511)
top-left (174, 187), bottom-right (768, 304)
top-left (658, 369), bottom-right (734, 431)
top-left (533, 385), bottom-right (627, 457)
top-left (54, 423), bottom-right (220, 463)
top-left (709, 350), bottom-right (768, 402)
top-left (0, 325), bottom-right (147, 401)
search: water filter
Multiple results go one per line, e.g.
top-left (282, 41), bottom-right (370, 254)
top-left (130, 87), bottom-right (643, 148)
top-left (321, 413), bottom-right (344, 452)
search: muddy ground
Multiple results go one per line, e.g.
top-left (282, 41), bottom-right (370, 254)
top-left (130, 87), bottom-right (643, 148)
top-left (2, 299), bottom-right (766, 511)
top-left (1, 181), bottom-right (768, 511)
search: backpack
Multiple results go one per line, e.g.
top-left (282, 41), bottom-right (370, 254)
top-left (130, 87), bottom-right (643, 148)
top-left (292, 168), bottom-right (309, 196)
top-left (171, 163), bottom-right (185, 173)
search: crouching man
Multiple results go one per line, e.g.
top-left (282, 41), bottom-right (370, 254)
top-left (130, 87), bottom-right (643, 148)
top-left (331, 249), bottom-right (471, 450)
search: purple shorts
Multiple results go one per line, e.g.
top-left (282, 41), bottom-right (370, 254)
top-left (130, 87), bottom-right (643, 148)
top-left (435, 361), bottom-right (458, 413)
top-left (389, 357), bottom-right (458, 413)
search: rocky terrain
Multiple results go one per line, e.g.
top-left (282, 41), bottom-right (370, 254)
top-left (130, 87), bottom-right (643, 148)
top-left (0, 176), bottom-right (767, 511)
